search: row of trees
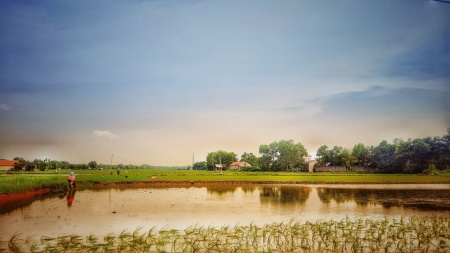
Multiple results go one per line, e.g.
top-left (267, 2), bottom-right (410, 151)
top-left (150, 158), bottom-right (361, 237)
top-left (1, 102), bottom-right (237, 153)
top-left (193, 140), bottom-right (308, 171)
top-left (194, 130), bottom-right (450, 174)
top-left (10, 158), bottom-right (185, 172)
top-left (11, 158), bottom-right (71, 171)
top-left (316, 129), bottom-right (450, 173)
top-left (8, 130), bottom-right (450, 174)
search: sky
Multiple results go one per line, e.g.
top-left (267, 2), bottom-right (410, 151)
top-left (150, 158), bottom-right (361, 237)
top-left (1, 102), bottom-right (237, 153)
top-left (0, 0), bottom-right (449, 166)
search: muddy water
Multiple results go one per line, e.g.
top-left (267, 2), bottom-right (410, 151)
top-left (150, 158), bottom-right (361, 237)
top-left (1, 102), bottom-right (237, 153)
top-left (1, 184), bottom-right (449, 243)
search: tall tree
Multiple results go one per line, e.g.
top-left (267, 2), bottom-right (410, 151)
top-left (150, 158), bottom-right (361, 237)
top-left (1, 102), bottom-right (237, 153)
top-left (88, 161), bottom-right (98, 169)
top-left (316, 145), bottom-right (329, 167)
top-left (372, 140), bottom-right (397, 172)
top-left (352, 143), bottom-right (370, 167)
top-left (240, 152), bottom-right (258, 167)
top-left (329, 146), bottom-right (344, 166)
top-left (206, 150), bottom-right (237, 170)
top-left (341, 150), bottom-right (358, 171)
top-left (259, 140), bottom-right (307, 171)
top-left (46, 160), bottom-right (61, 171)
top-left (33, 159), bottom-right (46, 171)
top-left (259, 143), bottom-right (277, 170)
top-left (278, 140), bottom-right (307, 170)
top-left (257, 155), bottom-right (272, 171)
top-left (429, 131), bottom-right (450, 170)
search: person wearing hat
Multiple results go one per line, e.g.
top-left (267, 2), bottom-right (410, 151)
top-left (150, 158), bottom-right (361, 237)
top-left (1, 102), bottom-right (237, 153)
top-left (68, 171), bottom-right (76, 188)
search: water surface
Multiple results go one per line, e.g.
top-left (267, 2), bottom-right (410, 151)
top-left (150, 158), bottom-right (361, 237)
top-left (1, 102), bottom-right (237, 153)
top-left (1, 184), bottom-right (449, 242)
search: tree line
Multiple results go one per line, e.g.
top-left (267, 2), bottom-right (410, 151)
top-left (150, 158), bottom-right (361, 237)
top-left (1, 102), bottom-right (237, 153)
top-left (316, 129), bottom-right (450, 173)
top-left (8, 158), bottom-right (186, 172)
top-left (194, 129), bottom-right (450, 174)
top-left (6, 129), bottom-right (450, 174)
top-left (191, 140), bottom-right (308, 172)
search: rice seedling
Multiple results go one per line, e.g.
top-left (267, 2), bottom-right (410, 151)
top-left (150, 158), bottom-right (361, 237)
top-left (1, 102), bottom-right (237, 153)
top-left (3, 216), bottom-right (450, 253)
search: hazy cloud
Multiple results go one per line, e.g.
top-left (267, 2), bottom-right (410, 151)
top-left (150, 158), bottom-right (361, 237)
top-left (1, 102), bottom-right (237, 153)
top-left (93, 130), bottom-right (117, 138)
top-left (0, 103), bottom-right (11, 111)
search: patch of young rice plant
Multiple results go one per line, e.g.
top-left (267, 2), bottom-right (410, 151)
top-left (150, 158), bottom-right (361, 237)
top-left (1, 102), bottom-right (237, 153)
top-left (3, 216), bottom-right (450, 253)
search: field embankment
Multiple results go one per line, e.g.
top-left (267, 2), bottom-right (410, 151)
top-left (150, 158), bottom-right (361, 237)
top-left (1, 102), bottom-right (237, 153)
top-left (1, 170), bottom-right (449, 195)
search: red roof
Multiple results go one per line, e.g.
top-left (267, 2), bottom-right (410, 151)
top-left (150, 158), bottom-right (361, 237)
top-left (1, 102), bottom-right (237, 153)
top-left (0, 160), bottom-right (17, 166)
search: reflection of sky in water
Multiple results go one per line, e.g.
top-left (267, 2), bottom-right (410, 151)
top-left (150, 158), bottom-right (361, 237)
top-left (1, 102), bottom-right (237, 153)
top-left (1, 185), bottom-right (449, 243)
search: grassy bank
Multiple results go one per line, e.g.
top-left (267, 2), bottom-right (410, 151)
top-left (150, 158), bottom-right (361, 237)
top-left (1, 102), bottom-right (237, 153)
top-left (5, 216), bottom-right (450, 253)
top-left (0, 175), bottom-right (67, 194)
top-left (1, 170), bottom-right (449, 194)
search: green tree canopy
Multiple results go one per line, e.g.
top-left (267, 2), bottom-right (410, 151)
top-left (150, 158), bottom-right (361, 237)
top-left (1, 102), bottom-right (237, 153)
top-left (206, 150), bottom-right (237, 170)
top-left (341, 150), bottom-right (357, 171)
top-left (88, 161), bottom-right (98, 169)
top-left (258, 140), bottom-right (307, 171)
top-left (372, 140), bottom-right (397, 172)
top-left (193, 161), bottom-right (207, 170)
top-left (240, 152), bottom-right (258, 167)
top-left (316, 145), bottom-right (329, 167)
top-left (352, 143), bottom-right (370, 167)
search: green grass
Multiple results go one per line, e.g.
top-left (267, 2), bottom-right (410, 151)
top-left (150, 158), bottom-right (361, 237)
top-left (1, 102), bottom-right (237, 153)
top-left (4, 216), bottom-right (450, 253)
top-left (0, 175), bottom-right (67, 194)
top-left (1, 170), bottom-right (449, 194)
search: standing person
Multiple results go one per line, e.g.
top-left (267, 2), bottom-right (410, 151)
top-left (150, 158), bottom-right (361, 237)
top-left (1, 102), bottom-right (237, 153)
top-left (68, 171), bottom-right (76, 188)
top-left (117, 166), bottom-right (120, 175)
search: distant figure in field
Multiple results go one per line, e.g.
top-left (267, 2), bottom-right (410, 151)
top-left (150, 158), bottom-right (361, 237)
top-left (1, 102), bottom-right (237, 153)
top-left (68, 171), bottom-right (76, 188)
top-left (117, 166), bottom-right (120, 176)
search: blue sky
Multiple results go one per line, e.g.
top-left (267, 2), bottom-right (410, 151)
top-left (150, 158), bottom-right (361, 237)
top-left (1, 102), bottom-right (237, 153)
top-left (1, 0), bottom-right (449, 166)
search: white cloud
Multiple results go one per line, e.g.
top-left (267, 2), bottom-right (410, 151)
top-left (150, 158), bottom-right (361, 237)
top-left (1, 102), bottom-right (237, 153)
top-left (0, 103), bottom-right (11, 111)
top-left (93, 130), bottom-right (118, 138)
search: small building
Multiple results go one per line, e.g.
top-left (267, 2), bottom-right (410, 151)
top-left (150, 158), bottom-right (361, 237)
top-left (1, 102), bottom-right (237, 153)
top-left (229, 161), bottom-right (252, 170)
top-left (304, 160), bottom-right (318, 172)
top-left (214, 164), bottom-right (223, 172)
top-left (0, 160), bottom-right (18, 171)
top-left (302, 154), bottom-right (317, 172)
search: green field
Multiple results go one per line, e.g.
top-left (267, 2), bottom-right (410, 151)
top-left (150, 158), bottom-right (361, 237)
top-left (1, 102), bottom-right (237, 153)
top-left (1, 170), bottom-right (449, 194)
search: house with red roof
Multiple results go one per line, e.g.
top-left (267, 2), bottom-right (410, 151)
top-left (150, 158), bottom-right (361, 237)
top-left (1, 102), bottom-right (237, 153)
top-left (0, 160), bottom-right (18, 171)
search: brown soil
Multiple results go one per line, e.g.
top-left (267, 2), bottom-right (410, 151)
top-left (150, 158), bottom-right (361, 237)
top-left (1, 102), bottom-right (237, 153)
top-left (0, 188), bottom-right (53, 214)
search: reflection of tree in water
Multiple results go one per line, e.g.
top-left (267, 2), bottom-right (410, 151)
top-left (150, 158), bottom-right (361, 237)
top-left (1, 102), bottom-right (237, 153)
top-left (317, 187), bottom-right (450, 211)
top-left (207, 186), bottom-right (258, 196)
top-left (260, 187), bottom-right (311, 206)
top-left (240, 186), bottom-right (257, 194)
top-left (207, 187), bottom-right (237, 196)
top-left (317, 188), bottom-right (369, 206)
top-left (369, 189), bottom-right (450, 211)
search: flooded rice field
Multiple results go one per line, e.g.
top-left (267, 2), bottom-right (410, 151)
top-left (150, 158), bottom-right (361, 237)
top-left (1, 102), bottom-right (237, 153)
top-left (1, 184), bottom-right (449, 243)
